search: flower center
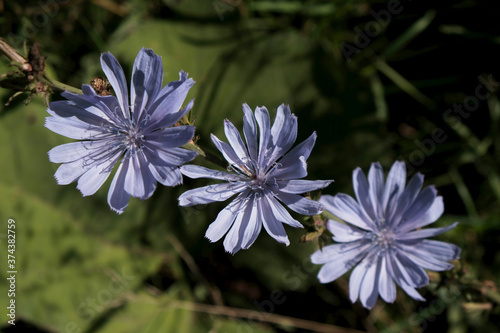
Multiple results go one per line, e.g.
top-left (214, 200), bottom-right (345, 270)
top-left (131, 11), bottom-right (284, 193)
top-left (118, 125), bottom-right (144, 154)
top-left (125, 128), bottom-right (142, 145)
top-left (249, 173), bottom-right (267, 189)
top-left (373, 228), bottom-right (395, 249)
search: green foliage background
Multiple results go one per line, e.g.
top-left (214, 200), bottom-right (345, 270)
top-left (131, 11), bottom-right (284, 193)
top-left (1, 0), bottom-right (499, 332)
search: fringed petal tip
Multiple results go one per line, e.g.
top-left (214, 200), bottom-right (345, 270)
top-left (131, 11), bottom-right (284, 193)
top-left (110, 206), bottom-right (125, 215)
top-left (178, 70), bottom-right (195, 84)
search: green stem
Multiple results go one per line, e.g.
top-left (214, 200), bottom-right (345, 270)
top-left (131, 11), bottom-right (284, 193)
top-left (484, 289), bottom-right (500, 304)
top-left (43, 75), bottom-right (82, 94)
top-left (182, 142), bottom-right (228, 169)
top-left (374, 59), bottom-right (436, 110)
top-left (320, 209), bottom-right (346, 225)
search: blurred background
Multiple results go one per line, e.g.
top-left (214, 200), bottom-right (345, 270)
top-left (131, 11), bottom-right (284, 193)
top-left (1, 0), bottom-right (500, 332)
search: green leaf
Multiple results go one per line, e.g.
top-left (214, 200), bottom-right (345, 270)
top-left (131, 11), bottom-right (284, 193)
top-left (0, 98), bottom-right (163, 332)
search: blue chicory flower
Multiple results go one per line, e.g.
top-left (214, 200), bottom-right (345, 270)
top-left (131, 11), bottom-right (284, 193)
top-left (311, 161), bottom-right (461, 309)
top-left (178, 104), bottom-right (333, 254)
top-left (45, 48), bottom-right (197, 213)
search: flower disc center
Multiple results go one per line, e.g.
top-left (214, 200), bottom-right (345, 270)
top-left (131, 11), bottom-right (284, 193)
top-left (374, 228), bottom-right (396, 248)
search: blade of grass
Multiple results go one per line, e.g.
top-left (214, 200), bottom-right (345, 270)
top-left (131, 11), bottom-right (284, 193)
top-left (248, 1), bottom-right (337, 16)
top-left (449, 168), bottom-right (478, 219)
top-left (171, 299), bottom-right (365, 333)
top-left (374, 58), bottom-right (436, 110)
top-left (440, 25), bottom-right (500, 44)
top-left (383, 10), bottom-right (436, 59)
top-left (78, 15), bottom-right (107, 51)
top-left (369, 73), bottom-right (388, 121)
top-left (482, 163), bottom-right (500, 201)
top-left (487, 95), bottom-right (500, 159)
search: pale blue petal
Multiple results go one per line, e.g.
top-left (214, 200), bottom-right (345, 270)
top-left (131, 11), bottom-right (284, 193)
top-left (398, 186), bottom-right (437, 227)
top-left (264, 192), bottom-right (303, 228)
top-left (398, 243), bottom-right (455, 271)
top-left (143, 145), bottom-right (197, 167)
top-left (315, 242), bottom-right (371, 283)
top-left (349, 258), bottom-right (364, 304)
top-left (76, 147), bottom-right (121, 196)
top-left (259, 193), bottom-right (290, 245)
top-left (270, 104), bottom-right (296, 151)
top-left (101, 52), bottom-right (129, 119)
top-left (311, 241), bottom-right (370, 265)
top-left (368, 162), bottom-right (385, 220)
top-left (48, 141), bottom-right (109, 163)
top-left (206, 193), bottom-right (246, 243)
top-left (322, 194), bottom-right (375, 231)
top-left (107, 159), bottom-right (131, 214)
top-left (359, 254), bottom-right (381, 309)
top-left (178, 182), bottom-right (246, 206)
top-left (146, 71), bottom-right (194, 129)
top-left (382, 161), bottom-right (406, 219)
top-left (81, 84), bottom-right (98, 96)
top-left (123, 152), bottom-right (157, 199)
top-left (242, 104), bottom-right (258, 161)
top-left (378, 255), bottom-right (396, 303)
top-left (131, 48), bottom-right (163, 122)
top-left (145, 98), bottom-right (194, 132)
top-left (398, 196), bottom-right (444, 233)
top-left (398, 280), bottom-right (425, 302)
top-left (152, 70), bottom-right (188, 103)
top-left (347, 249), bottom-right (381, 307)
top-left (54, 159), bottom-right (91, 185)
top-left (388, 173), bottom-right (425, 228)
top-left (211, 134), bottom-right (246, 170)
top-left (275, 191), bottom-right (324, 216)
top-left (387, 246), bottom-right (426, 302)
top-left (45, 115), bottom-right (104, 140)
top-left (266, 104), bottom-right (297, 168)
top-left (277, 179), bottom-right (333, 194)
top-left (61, 88), bottom-right (116, 122)
top-left (224, 119), bottom-right (252, 169)
top-left (144, 125), bottom-right (195, 149)
top-left (241, 196), bottom-right (262, 249)
top-left (269, 156), bottom-right (308, 180)
top-left (149, 164), bottom-right (183, 186)
top-left (416, 239), bottom-right (461, 261)
top-left (223, 197), bottom-right (253, 254)
top-left (390, 251), bottom-right (429, 288)
top-left (144, 143), bottom-right (189, 186)
top-left (48, 100), bottom-right (112, 126)
top-left (95, 95), bottom-right (127, 124)
top-left (353, 167), bottom-right (376, 221)
top-left (76, 152), bottom-right (120, 196)
top-left (255, 106), bottom-right (271, 169)
top-left (180, 165), bottom-right (243, 182)
top-left (397, 222), bottom-right (458, 240)
top-left (326, 220), bottom-right (366, 243)
top-left (270, 132), bottom-right (316, 178)
top-left (52, 143), bottom-right (122, 184)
